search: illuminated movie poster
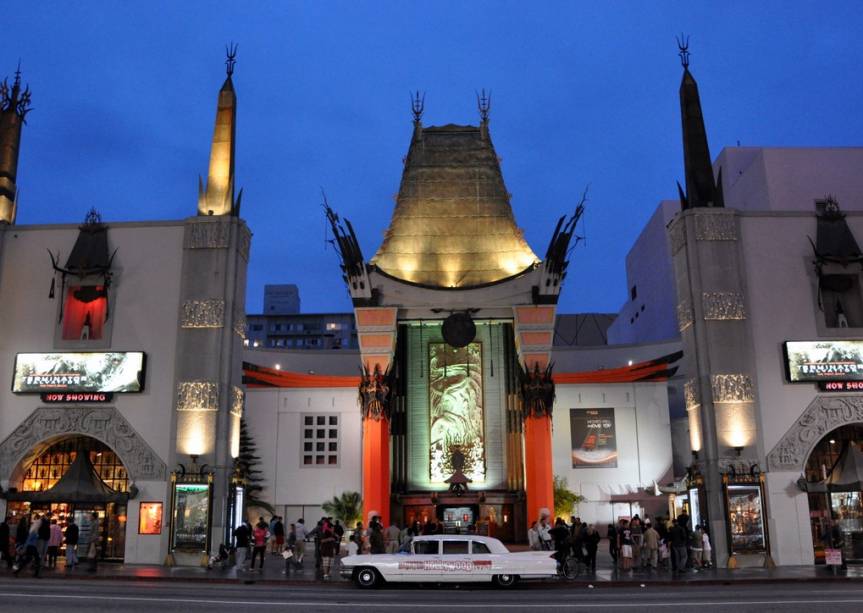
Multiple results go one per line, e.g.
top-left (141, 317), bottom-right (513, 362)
top-left (12, 352), bottom-right (146, 393)
top-left (784, 340), bottom-right (863, 382)
top-left (570, 408), bottom-right (618, 468)
top-left (429, 343), bottom-right (485, 482)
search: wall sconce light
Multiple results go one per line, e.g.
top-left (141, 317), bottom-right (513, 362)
top-left (691, 450), bottom-right (699, 460)
top-left (733, 446), bottom-right (744, 457)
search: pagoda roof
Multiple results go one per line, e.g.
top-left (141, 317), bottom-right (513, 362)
top-left (370, 122), bottom-right (539, 288)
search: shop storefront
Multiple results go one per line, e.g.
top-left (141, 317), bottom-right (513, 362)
top-left (3, 436), bottom-right (130, 560)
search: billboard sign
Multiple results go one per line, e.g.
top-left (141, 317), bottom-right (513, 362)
top-left (570, 408), bottom-right (618, 468)
top-left (13, 352), bottom-right (146, 393)
top-left (784, 341), bottom-right (863, 383)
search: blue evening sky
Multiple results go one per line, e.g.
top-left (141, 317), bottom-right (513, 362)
top-left (2, 2), bottom-right (861, 315)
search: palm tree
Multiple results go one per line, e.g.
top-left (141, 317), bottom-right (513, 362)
top-left (322, 491), bottom-right (363, 527)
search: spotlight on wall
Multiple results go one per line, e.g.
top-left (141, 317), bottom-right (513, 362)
top-left (733, 446), bottom-right (744, 457)
top-left (691, 450), bottom-right (699, 460)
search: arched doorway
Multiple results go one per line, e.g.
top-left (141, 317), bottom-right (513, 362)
top-left (5, 435), bottom-right (130, 560)
top-left (805, 424), bottom-right (863, 564)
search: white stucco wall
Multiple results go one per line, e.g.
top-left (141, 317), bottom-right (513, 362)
top-left (244, 387), bottom-right (362, 518)
top-left (552, 382), bottom-right (673, 529)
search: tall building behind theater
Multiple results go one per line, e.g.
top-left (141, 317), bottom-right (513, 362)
top-left (0, 56), bottom-right (250, 565)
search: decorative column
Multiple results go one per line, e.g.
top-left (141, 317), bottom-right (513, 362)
top-left (669, 209), bottom-right (759, 567)
top-left (513, 305), bottom-right (557, 525)
top-left (355, 307), bottom-right (398, 526)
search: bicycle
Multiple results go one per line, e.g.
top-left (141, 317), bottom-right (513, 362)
top-left (559, 554), bottom-right (588, 580)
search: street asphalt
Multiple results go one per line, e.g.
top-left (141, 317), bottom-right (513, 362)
top-left (1, 578), bottom-right (863, 612)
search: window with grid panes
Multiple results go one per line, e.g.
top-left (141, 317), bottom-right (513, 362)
top-left (301, 414), bottom-right (340, 467)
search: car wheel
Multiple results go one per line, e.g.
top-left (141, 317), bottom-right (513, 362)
top-left (354, 566), bottom-right (382, 589)
top-left (492, 573), bottom-right (519, 588)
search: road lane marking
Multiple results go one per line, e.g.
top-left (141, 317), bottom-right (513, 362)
top-left (3, 592), bottom-right (863, 608)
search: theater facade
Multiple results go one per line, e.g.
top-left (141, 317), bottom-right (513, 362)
top-left (243, 100), bottom-right (680, 539)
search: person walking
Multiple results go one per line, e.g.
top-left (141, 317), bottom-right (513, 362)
top-left (251, 519), bottom-right (268, 571)
top-left (690, 525), bottom-right (704, 569)
top-left (607, 523), bottom-right (619, 568)
top-left (233, 520), bottom-right (250, 570)
top-left (630, 514), bottom-right (643, 568)
top-left (13, 523), bottom-right (41, 577)
top-left (273, 516), bottom-right (285, 555)
top-left (284, 523), bottom-right (298, 574)
top-left (385, 521), bottom-right (400, 554)
top-left (47, 518), bottom-right (62, 569)
top-left (84, 513), bottom-right (100, 572)
top-left (618, 519), bottom-right (633, 571)
top-left (319, 520), bottom-right (337, 580)
top-left (669, 516), bottom-right (688, 574)
top-left (548, 518), bottom-right (570, 570)
top-left (0, 517), bottom-right (11, 569)
top-left (36, 514), bottom-right (50, 572)
top-left (701, 526), bottom-right (713, 568)
top-left (294, 518), bottom-right (307, 567)
top-left (583, 524), bottom-right (600, 572)
top-left (528, 521), bottom-right (541, 551)
top-left (643, 520), bottom-right (660, 571)
top-left (538, 514), bottom-right (553, 551)
top-left (64, 516), bottom-right (79, 570)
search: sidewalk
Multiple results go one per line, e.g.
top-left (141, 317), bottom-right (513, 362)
top-left (1, 548), bottom-right (861, 587)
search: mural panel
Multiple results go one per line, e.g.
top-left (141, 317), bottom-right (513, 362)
top-left (429, 343), bottom-right (485, 482)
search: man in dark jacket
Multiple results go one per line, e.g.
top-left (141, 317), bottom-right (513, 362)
top-left (669, 517), bottom-right (688, 573)
top-left (233, 521), bottom-right (250, 569)
top-left (369, 519), bottom-right (385, 554)
top-left (64, 516), bottom-right (79, 569)
top-left (583, 524), bottom-right (601, 571)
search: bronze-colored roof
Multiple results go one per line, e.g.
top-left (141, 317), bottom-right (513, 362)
top-left (371, 123), bottom-right (538, 288)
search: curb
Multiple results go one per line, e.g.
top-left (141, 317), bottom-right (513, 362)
top-left (1, 571), bottom-right (861, 588)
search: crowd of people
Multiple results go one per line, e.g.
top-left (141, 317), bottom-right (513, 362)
top-left (0, 512), bottom-right (101, 578)
top-left (229, 515), bottom-right (476, 579)
top-left (528, 512), bottom-right (712, 574)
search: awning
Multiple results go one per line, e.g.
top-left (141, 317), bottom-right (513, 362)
top-left (4, 447), bottom-right (128, 504)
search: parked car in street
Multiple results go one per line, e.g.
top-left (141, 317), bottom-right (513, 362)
top-left (340, 534), bottom-right (557, 588)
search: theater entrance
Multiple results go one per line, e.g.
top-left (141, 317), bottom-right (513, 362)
top-left (4, 436), bottom-right (130, 561)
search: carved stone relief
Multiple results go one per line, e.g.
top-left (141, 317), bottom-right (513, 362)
top-left (677, 299), bottom-right (694, 332)
top-left (767, 395), bottom-right (863, 471)
top-left (669, 221), bottom-right (687, 256)
top-left (0, 407), bottom-right (167, 482)
top-left (702, 292), bottom-right (746, 320)
top-left (231, 386), bottom-right (244, 418)
top-left (180, 299), bottom-right (225, 329)
top-left (238, 225), bottom-right (251, 261)
top-left (233, 302), bottom-right (247, 339)
top-left (176, 381), bottom-right (219, 412)
top-left (185, 220), bottom-right (230, 249)
top-left (684, 378), bottom-right (700, 411)
top-left (711, 374), bottom-right (754, 403)
top-left (694, 214), bottom-right (737, 241)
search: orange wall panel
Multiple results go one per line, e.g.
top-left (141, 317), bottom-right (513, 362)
top-left (514, 306), bottom-right (556, 325)
top-left (355, 308), bottom-right (397, 328)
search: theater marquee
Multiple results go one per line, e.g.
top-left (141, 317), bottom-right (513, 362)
top-left (12, 352), bottom-right (146, 393)
top-left (784, 340), bottom-right (863, 383)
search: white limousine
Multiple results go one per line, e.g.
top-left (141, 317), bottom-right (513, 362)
top-left (339, 534), bottom-right (557, 588)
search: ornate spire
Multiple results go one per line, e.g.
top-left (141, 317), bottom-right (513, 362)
top-left (676, 36), bottom-right (724, 210)
top-left (198, 46), bottom-right (241, 216)
top-left (0, 61), bottom-right (32, 224)
top-left (476, 88), bottom-right (491, 123)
